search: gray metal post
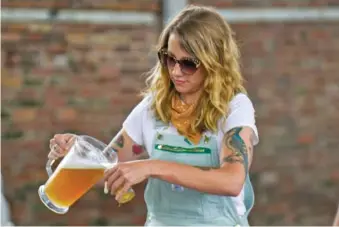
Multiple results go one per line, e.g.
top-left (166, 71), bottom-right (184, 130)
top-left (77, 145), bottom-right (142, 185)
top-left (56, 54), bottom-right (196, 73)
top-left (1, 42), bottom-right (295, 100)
top-left (162, 0), bottom-right (187, 26)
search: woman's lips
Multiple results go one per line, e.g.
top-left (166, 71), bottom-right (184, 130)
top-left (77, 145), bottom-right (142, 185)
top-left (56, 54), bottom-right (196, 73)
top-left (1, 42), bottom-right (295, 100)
top-left (173, 79), bottom-right (186, 85)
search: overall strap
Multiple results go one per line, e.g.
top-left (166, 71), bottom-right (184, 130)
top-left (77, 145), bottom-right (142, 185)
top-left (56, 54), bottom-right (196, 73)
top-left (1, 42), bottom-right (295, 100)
top-left (154, 118), bottom-right (167, 129)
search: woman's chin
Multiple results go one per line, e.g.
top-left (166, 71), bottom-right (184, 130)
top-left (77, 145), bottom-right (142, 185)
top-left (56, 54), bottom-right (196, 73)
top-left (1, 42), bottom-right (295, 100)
top-left (174, 86), bottom-right (189, 94)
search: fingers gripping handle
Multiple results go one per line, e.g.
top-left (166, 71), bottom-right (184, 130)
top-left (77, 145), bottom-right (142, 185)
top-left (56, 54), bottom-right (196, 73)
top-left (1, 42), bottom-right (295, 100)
top-left (46, 135), bottom-right (75, 177)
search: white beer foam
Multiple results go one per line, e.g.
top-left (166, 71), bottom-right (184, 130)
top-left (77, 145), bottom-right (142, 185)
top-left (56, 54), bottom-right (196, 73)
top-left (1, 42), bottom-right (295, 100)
top-left (59, 148), bottom-right (114, 169)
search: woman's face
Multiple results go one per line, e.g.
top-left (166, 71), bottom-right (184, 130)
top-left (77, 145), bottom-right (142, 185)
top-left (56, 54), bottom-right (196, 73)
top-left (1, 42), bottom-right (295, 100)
top-left (166, 33), bottom-right (205, 97)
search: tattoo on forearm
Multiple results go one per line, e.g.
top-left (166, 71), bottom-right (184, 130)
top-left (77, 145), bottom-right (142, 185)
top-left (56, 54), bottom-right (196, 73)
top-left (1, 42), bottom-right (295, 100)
top-left (223, 127), bottom-right (248, 167)
top-left (114, 135), bottom-right (124, 148)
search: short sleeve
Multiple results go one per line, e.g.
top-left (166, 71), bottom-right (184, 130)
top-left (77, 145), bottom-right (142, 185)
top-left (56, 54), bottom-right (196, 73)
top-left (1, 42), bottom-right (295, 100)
top-left (223, 93), bottom-right (259, 146)
top-left (122, 95), bottom-right (152, 146)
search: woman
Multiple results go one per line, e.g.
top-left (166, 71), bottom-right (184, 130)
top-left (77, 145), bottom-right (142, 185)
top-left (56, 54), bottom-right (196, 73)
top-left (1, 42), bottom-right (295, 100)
top-left (49, 5), bottom-right (259, 226)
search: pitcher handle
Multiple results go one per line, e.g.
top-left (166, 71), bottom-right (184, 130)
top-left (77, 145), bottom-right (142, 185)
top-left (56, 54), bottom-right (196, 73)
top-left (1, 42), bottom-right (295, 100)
top-left (46, 159), bottom-right (55, 177)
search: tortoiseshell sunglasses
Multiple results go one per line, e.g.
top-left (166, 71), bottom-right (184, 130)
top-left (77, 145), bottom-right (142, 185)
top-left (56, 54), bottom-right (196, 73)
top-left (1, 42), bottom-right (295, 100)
top-left (157, 49), bottom-right (201, 75)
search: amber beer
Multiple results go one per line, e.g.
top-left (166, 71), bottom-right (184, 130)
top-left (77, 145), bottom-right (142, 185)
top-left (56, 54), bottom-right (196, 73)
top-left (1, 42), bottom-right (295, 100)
top-left (39, 135), bottom-right (127, 214)
top-left (43, 146), bottom-right (108, 209)
top-left (44, 166), bottom-right (104, 208)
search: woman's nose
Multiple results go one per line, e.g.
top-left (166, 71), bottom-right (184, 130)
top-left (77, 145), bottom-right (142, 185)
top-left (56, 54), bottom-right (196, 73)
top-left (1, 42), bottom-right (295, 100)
top-left (171, 62), bottom-right (182, 76)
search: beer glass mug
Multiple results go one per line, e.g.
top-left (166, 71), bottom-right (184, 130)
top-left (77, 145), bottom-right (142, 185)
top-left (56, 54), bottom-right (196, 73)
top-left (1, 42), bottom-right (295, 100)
top-left (38, 135), bottom-right (119, 214)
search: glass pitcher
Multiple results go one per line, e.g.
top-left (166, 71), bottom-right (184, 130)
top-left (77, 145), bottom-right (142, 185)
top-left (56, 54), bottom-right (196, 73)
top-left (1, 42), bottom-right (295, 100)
top-left (38, 135), bottom-right (122, 214)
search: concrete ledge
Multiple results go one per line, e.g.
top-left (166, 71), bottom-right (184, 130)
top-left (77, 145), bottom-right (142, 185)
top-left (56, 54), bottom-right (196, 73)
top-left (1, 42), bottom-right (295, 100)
top-left (219, 7), bottom-right (339, 22)
top-left (1, 8), bottom-right (156, 25)
top-left (1, 7), bottom-right (339, 24)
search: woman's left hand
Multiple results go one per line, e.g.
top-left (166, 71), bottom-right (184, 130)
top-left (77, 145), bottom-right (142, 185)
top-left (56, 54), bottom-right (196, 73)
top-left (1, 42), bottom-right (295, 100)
top-left (103, 160), bottom-right (152, 201)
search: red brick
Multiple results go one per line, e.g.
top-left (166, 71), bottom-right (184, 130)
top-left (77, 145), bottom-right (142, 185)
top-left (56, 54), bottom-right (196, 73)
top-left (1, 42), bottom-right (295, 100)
top-left (330, 170), bottom-right (339, 181)
top-left (297, 134), bottom-right (315, 145)
top-left (1, 74), bottom-right (22, 88)
top-left (12, 108), bottom-right (38, 123)
top-left (56, 108), bottom-right (77, 121)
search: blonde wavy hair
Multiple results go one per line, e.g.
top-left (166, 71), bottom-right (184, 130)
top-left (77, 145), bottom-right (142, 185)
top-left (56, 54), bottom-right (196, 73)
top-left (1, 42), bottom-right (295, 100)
top-left (143, 5), bottom-right (246, 133)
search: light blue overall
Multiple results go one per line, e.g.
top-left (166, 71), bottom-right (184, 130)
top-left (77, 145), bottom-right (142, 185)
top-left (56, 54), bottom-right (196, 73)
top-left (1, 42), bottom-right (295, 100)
top-left (144, 120), bottom-right (255, 226)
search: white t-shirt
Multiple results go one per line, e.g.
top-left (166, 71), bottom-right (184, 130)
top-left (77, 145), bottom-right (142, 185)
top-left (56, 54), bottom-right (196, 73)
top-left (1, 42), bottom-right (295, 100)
top-left (123, 93), bottom-right (259, 215)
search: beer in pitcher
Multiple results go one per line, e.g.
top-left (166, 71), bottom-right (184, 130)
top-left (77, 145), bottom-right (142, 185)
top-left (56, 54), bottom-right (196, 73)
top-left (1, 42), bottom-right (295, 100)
top-left (38, 135), bottom-right (118, 214)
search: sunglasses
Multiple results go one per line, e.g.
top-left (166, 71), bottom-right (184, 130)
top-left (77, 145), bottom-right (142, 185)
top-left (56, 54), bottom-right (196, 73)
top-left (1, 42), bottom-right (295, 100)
top-left (157, 49), bottom-right (201, 75)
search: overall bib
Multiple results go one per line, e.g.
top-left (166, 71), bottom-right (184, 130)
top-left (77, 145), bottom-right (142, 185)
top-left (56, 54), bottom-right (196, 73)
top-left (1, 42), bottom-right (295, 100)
top-left (144, 120), bottom-right (255, 226)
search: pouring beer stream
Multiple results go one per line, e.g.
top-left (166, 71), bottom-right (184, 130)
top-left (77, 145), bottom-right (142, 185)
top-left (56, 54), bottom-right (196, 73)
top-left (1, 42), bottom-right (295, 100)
top-left (38, 135), bottom-right (135, 214)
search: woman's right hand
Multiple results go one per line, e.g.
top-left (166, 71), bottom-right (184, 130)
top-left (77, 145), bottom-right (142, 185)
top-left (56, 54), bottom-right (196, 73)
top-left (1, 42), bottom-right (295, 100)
top-left (48, 133), bottom-right (76, 160)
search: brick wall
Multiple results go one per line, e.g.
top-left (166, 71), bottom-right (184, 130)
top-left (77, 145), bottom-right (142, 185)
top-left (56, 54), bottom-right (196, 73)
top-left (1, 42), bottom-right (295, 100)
top-left (2, 0), bottom-right (339, 226)
top-left (236, 22), bottom-right (339, 225)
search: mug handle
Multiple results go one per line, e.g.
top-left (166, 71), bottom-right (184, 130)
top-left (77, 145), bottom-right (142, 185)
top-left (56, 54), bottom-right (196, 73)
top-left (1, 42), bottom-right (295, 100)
top-left (46, 159), bottom-right (55, 177)
top-left (45, 134), bottom-right (76, 177)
